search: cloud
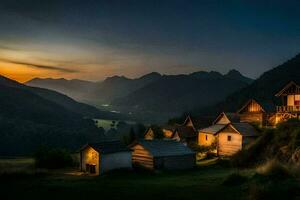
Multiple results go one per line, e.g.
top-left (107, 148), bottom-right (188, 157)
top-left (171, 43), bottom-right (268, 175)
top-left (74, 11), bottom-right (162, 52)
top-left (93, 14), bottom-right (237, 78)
top-left (0, 58), bottom-right (78, 73)
top-left (0, 45), bottom-right (21, 51)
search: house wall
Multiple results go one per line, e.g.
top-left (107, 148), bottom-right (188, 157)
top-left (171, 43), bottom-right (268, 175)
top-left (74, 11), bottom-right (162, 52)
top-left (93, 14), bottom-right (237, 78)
top-left (81, 146), bottom-right (100, 175)
top-left (163, 129), bottom-right (174, 138)
top-left (100, 152), bottom-right (132, 174)
top-left (240, 113), bottom-right (264, 125)
top-left (287, 95), bottom-right (295, 106)
top-left (218, 132), bottom-right (242, 156)
top-left (131, 144), bottom-right (154, 169)
top-left (215, 115), bottom-right (230, 125)
top-left (198, 132), bottom-right (216, 146)
top-left (145, 129), bottom-right (154, 140)
top-left (154, 155), bottom-right (195, 170)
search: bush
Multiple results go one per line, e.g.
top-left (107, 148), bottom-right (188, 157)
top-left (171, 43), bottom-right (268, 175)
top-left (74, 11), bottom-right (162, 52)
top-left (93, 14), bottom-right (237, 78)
top-left (222, 172), bottom-right (248, 186)
top-left (34, 146), bottom-right (74, 169)
top-left (230, 129), bottom-right (274, 168)
top-left (255, 159), bottom-right (292, 180)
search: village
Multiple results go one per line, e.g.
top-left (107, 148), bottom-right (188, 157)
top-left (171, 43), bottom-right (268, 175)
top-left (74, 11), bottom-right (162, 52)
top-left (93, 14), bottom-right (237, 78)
top-left (80, 81), bottom-right (300, 175)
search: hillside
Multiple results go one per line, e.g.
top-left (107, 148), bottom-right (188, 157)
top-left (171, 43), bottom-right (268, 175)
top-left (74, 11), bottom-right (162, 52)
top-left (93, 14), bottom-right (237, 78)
top-left (195, 53), bottom-right (300, 115)
top-left (26, 72), bottom-right (162, 105)
top-left (0, 75), bottom-right (105, 156)
top-left (26, 78), bottom-right (96, 102)
top-left (26, 70), bottom-right (252, 121)
top-left (113, 70), bottom-right (252, 113)
top-left (3, 76), bottom-right (119, 119)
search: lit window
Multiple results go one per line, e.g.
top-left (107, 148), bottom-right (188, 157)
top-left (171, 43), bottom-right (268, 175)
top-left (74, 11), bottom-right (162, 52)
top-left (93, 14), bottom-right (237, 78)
top-left (227, 135), bottom-right (232, 141)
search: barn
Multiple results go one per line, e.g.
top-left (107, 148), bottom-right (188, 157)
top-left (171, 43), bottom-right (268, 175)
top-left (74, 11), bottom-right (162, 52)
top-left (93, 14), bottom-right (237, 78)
top-left (79, 141), bottom-right (132, 175)
top-left (130, 140), bottom-right (195, 170)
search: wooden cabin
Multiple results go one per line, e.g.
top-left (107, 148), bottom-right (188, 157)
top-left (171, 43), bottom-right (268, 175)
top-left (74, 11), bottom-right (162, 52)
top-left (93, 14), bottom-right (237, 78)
top-left (237, 99), bottom-right (266, 126)
top-left (130, 140), bottom-right (195, 170)
top-left (181, 115), bottom-right (210, 130)
top-left (79, 141), bottom-right (132, 175)
top-left (275, 81), bottom-right (300, 124)
top-left (213, 112), bottom-right (240, 125)
top-left (199, 112), bottom-right (259, 156)
top-left (144, 128), bottom-right (155, 140)
top-left (173, 126), bottom-right (197, 144)
top-left (161, 125), bottom-right (178, 138)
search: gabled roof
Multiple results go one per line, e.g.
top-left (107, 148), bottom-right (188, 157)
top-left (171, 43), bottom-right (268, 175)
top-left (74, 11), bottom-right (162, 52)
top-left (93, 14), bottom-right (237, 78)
top-left (237, 99), bottom-right (266, 113)
top-left (134, 140), bottom-right (195, 157)
top-left (275, 81), bottom-right (300, 97)
top-left (232, 123), bottom-right (260, 137)
top-left (174, 126), bottom-right (197, 139)
top-left (144, 127), bottom-right (154, 139)
top-left (200, 123), bottom-right (259, 137)
top-left (181, 115), bottom-right (211, 130)
top-left (199, 124), bottom-right (227, 134)
top-left (81, 141), bottom-right (130, 154)
top-left (213, 112), bottom-right (240, 125)
top-left (161, 124), bottom-right (178, 132)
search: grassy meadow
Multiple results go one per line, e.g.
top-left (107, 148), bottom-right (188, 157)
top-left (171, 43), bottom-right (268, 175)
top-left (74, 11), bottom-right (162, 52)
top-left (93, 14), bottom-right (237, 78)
top-left (1, 157), bottom-right (300, 200)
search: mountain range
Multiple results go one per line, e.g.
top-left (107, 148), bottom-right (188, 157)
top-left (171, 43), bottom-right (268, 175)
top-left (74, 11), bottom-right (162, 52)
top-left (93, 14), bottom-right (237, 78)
top-left (0, 75), bottom-right (110, 155)
top-left (193, 53), bottom-right (300, 116)
top-left (26, 69), bottom-right (253, 122)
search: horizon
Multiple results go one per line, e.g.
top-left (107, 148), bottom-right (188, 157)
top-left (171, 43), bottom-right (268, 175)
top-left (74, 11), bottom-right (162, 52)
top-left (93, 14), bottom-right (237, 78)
top-left (9, 68), bottom-right (250, 83)
top-left (0, 0), bottom-right (300, 82)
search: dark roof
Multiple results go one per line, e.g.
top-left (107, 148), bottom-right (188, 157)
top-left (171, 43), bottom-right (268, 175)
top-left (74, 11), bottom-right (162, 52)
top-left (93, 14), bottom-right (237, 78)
top-left (275, 81), bottom-right (300, 97)
top-left (199, 124), bottom-right (227, 134)
top-left (200, 123), bottom-right (260, 137)
top-left (213, 112), bottom-right (240, 124)
top-left (175, 126), bottom-right (197, 138)
top-left (81, 141), bottom-right (130, 154)
top-left (181, 115), bottom-right (211, 130)
top-left (232, 123), bottom-right (260, 137)
top-left (136, 140), bottom-right (195, 157)
top-left (161, 125), bottom-right (178, 132)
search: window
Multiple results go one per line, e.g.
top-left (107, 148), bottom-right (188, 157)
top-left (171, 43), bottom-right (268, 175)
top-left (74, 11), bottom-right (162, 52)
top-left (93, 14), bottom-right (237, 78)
top-left (205, 135), bottom-right (208, 141)
top-left (227, 135), bottom-right (232, 141)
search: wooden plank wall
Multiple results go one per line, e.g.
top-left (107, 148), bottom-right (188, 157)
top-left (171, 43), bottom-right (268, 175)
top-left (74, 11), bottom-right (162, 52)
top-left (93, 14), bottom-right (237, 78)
top-left (218, 132), bottom-right (242, 156)
top-left (240, 113), bottom-right (263, 125)
top-left (131, 144), bottom-right (154, 169)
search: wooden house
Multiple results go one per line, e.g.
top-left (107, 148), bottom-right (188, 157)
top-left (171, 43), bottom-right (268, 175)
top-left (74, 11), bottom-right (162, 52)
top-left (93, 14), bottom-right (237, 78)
top-left (161, 125), bottom-right (178, 138)
top-left (173, 126), bottom-right (197, 144)
top-left (198, 122), bottom-right (259, 156)
top-left (213, 112), bottom-right (240, 125)
top-left (144, 128), bottom-right (155, 140)
top-left (79, 141), bottom-right (132, 175)
top-left (275, 81), bottom-right (300, 124)
top-left (130, 140), bottom-right (195, 170)
top-left (237, 99), bottom-right (266, 126)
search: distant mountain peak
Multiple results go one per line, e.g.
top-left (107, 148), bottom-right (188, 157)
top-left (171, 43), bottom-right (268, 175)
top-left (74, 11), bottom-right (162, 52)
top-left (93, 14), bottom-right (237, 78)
top-left (225, 69), bottom-right (253, 84)
top-left (189, 70), bottom-right (222, 79)
top-left (139, 72), bottom-right (162, 80)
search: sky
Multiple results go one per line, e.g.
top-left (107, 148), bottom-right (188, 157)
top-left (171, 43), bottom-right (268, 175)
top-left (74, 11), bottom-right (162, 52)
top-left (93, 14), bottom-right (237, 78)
top-left (0, 0), bottom-right (299, 82)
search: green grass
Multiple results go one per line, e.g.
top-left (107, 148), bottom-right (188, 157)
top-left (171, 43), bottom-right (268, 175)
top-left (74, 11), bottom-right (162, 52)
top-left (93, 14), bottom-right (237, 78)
top-left (0, 157), bottom-right (35, 174)
top-left (0, 158), bottom-right (253, 200)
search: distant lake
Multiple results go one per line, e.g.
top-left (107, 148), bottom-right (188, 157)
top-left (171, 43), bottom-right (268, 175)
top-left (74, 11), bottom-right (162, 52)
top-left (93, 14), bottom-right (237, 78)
top-left (94, 119), bottom-right (136, 131)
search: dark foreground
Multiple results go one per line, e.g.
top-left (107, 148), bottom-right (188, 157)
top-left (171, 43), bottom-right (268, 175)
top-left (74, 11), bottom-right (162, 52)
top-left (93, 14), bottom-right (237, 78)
top-left (0, 158), bottom-right (299, 200)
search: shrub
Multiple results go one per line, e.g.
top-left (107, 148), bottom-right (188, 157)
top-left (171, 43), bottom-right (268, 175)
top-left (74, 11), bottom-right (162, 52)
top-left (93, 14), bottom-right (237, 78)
top-left (222, 172), bottom-right (248, 186)
top-left (255, 159), bottom-right (291, 180)
top-left (230, 129), bottom-right (274, 168)
top-left (34, 146), bottom-right (74, 169)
